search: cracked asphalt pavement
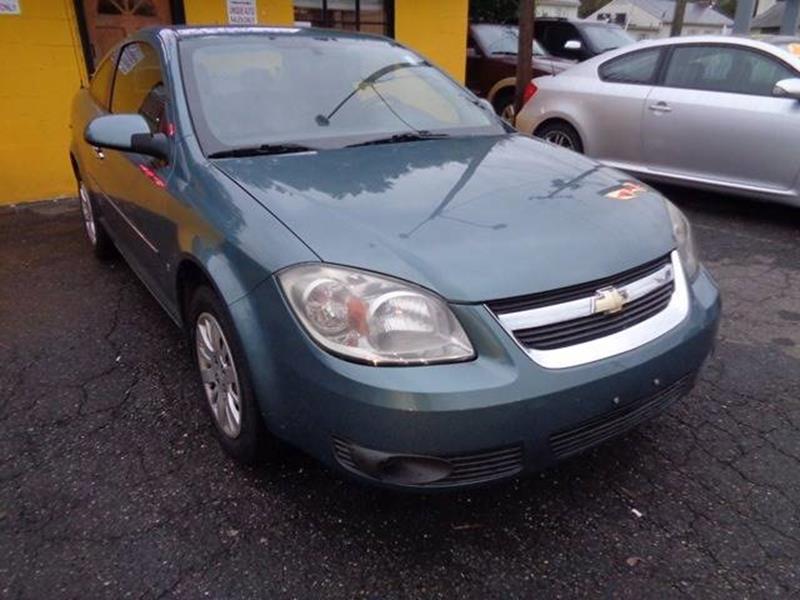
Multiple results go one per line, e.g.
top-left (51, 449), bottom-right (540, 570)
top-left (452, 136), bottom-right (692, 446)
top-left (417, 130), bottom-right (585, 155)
top-left (1, 188), bottom-right (799, 599)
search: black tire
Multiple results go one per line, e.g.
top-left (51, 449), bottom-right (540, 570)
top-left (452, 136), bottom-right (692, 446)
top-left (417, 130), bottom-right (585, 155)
top-left (76, 176), bottom-right (116, 259)
top-left (492, 88), bottom-right (516, 123)
top-left (188, 285), bottom-right (268, 464)
top-left (535, 121), bottom-right (584, 153)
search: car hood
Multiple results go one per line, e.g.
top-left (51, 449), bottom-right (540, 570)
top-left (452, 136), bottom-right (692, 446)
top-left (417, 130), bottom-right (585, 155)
top-left (215, 134), bottom-right (675, 303)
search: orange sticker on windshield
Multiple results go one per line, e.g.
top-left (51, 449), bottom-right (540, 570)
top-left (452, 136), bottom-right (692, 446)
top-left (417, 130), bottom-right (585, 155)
top-left (603, 181), bottom-right (647, 200)
top-left (788, 43), bottom-right (800, 56)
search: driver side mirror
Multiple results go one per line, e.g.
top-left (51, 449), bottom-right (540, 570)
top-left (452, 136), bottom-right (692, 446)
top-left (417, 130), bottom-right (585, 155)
top-left (773, 78), bottom-right (800, 100)
top-left (563, 39), bottom-right (582, 51)
top-left (84, 114), bottom-right (170, 161)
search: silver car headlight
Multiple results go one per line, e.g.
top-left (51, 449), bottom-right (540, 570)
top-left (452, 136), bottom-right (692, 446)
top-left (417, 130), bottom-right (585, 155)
top-left (278, 264), bottom-right (475, 365)
top-left (665, 201), bottom-right (699, 280)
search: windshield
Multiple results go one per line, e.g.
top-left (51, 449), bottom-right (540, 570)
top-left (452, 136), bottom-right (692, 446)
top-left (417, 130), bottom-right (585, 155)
top-left (472, 25), bottom-right (547, 56)
top-left (179, 34), bottom-right (503, 155)
top-left (581, 24), bottom-right (635, 53)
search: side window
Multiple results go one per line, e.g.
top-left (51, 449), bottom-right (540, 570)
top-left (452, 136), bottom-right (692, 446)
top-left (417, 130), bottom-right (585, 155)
top-left (546, 24), bottom-right (577, 52)
top-left (89, 53), bottom-right (116, 109)
top-left (663, 45), bottom-right (795, 96)
top-left (599, 48), bottom-right (661, 84)
top-left (110, 42), bottom-right (167, 133)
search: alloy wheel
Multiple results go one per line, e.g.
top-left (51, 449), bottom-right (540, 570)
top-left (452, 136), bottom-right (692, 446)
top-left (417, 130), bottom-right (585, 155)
top-left (78, 182), bottom-right (97, 246)
top-left (500, 103), bottom-right (516, 125)
top-left (195, 312), bottom-right (243, 438)
top-left (543, 131), bottom-right (574, 150)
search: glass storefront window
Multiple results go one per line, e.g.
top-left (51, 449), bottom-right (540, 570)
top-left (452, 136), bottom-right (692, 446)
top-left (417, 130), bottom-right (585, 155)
top-left (294, 0), bottom-right (389, 36)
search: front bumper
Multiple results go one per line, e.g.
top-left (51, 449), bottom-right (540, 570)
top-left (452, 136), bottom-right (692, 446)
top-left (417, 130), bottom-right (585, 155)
top-left (230, 266), bottom-right (721, 491)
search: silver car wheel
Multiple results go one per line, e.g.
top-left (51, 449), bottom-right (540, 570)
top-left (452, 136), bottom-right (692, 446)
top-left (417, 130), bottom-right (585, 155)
top-left (543, 131), bottom-right (574, 150)
top-left (195, 312), bottom-right (242, 439)
top-left (78, 182), bottom-right (97, 246)
top-left (500, 103), bottom-right (516, 125)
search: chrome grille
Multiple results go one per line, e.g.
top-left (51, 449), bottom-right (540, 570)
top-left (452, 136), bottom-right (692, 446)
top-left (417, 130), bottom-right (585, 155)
top-left (488, 253), bottom-right (681, 365)
top-left (515, 280), bottom-right (674, 350)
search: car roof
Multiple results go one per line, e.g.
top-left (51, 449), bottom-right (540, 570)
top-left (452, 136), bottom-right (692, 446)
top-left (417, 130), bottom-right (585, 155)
top-left (534, 17), bottom-right (624, 27)
top-left (585, 34), bottom-right (800, 68)
top-left (143, 24), bottom-right (394, 44)
top-left (598, 33), bottom-right (799, 52)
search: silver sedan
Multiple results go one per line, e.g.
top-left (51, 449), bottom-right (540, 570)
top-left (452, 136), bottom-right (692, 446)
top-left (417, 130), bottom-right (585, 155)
top-left (516, 36), bottom-right (800, 206)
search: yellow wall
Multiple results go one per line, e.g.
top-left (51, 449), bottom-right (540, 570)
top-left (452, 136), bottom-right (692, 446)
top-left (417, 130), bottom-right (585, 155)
top-left (0, 0), bottom-right (295, 206)
top-left (394, 0), bottom-right (468, 83)
top-left (0, 1), bottom-right (87, 205)
top-left (0, 0), bottom-right (465, 205)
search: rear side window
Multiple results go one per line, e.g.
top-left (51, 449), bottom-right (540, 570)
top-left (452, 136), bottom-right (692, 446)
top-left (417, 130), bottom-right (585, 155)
top-left (599, 48), bottom-right (661, 84)
top-left (110, 42), bottom-right (167, 133)
top-left (89, 54), bottom-right (115, 109)
top-left (539, 23), bottom-right (578, 54)
top-left (663, 45), bottom-right (796, 96)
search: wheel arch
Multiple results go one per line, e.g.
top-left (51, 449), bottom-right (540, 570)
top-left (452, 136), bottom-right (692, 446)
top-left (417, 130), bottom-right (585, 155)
top-left (174, 255), bottom-right (228, 330)
top-left (486, 77), bottom-right (516, 107)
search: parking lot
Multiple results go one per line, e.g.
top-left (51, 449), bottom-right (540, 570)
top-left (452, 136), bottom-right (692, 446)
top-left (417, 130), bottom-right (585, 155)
top-left (1, 187), bottom-right (799, 599)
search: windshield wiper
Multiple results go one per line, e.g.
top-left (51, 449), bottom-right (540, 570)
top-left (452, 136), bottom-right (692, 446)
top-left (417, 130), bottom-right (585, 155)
top-left (492, 51), bottom-right (518, 55)
top-left (346, 131), bottom-right (450, 148)
top-left (208, 143), bottom-right (318, 158)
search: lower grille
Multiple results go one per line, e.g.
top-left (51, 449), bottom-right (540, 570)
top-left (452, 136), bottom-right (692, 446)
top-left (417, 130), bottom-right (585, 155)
top-left (332, 437), bottom-right (523, 488)
top-left (550, 373), bottom-right (694, 460)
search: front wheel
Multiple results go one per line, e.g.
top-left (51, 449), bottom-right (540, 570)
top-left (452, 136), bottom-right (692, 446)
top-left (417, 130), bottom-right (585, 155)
top-left (535, 121), bottom-right (584, 153)
top-left (188, 285), bottom-right (268, 464)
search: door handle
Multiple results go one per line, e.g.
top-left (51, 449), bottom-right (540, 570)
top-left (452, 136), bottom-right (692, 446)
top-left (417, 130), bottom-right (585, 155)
top-left (92, 146), bottom-right (105, 159)
top-left (648, 102), bottom-right (671, 113)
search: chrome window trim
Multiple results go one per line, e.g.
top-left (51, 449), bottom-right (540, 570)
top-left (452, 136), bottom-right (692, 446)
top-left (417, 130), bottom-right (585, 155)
top-left (489, 251), bottom-right (688, 369)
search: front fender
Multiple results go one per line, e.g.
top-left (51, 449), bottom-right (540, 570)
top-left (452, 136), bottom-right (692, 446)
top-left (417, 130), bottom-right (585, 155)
top-left (169, 142), bottom-right (319, 311)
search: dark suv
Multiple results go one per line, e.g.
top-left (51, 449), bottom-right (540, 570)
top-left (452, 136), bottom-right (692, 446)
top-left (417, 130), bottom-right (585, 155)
top-left (534, 18), bottom-right (635, 61)
top-left (466, 23), bottom-right (574, 119)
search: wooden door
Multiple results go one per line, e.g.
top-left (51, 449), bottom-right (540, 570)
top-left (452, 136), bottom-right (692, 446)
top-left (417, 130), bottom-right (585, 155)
top-left (83, 0), bottom-right (173, 67)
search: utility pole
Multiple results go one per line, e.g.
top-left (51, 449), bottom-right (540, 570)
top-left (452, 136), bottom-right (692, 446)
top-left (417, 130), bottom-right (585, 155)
top-left (670, 0), bottom-right (687, 36)
top-left (515, 0), bottom-right (535, 119)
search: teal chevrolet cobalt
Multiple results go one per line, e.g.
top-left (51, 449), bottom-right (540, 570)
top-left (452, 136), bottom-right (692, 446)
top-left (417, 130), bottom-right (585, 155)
top-left (70, 26), bottom-right (720, 490)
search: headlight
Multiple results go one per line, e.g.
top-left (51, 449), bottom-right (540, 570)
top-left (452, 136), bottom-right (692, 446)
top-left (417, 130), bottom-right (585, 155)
top-left (665, 201), bottom-right (699, 280)
top-left (277, 264), bottom-right (475, 365)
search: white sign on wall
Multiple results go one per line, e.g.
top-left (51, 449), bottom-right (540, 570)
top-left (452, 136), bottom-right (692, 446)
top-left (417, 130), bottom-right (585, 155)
top-left (227, 0), bottom-right (257, 25)
top-left (0, 0), bottom-right (21, 15)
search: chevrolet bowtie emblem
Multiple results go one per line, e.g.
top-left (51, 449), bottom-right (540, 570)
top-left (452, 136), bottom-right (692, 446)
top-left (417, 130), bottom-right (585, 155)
top-left (593, 286), bottom-right (628, 314)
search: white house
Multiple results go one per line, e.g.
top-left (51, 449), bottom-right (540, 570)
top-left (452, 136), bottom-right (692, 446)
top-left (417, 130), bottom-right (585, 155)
top-left (752, 0), bottom-right (797, 33)
top-left (535, 0), bottom-right (581, 19)
top-left (587, 0), bottom-right (733, 39)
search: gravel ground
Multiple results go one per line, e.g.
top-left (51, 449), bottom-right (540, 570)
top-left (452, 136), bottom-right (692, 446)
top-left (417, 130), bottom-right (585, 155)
top-left (1, 188), bottom-right (799, 599)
